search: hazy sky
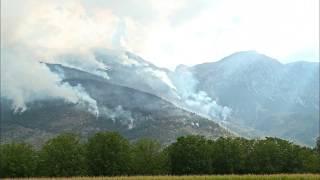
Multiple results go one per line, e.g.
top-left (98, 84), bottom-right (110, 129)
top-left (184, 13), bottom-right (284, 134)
top-left (2, 0), bottom-right (319, 69)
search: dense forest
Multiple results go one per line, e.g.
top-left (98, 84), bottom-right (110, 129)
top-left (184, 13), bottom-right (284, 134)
top-left (1, 132), bottom-right (319, 177)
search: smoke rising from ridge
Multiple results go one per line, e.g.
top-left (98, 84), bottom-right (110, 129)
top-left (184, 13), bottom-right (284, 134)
top-left (0, 48), bottom-right (100, 114)
top-left (0, 0), bottom-right (120, 114)
top-left (172, 65), bottom-right (232, 121)
top-left (99, 105), bottom-right (135, 129)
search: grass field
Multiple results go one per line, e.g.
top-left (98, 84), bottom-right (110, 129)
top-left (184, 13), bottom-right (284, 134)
top-left (8, 174), bottom-right (320, 180)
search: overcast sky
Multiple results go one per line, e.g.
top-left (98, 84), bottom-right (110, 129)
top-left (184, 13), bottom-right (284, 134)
top-left (2, 0), bottom-right (319, 69)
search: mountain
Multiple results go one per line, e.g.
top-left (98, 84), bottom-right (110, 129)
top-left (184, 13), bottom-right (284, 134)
top-left (94, 49), bottom-right (180, 101)
top-left (1, 49), bottom-right (318, 146)
top-left (1, 62), bottom-right (230, 146)
top-left (184, 51), bottom-right (319, 146)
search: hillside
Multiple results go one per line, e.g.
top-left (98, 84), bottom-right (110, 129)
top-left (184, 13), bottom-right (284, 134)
top-left (1, 64), bottom-right (230, 146)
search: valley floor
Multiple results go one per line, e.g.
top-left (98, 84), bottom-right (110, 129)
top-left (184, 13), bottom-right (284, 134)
top-left (8, 174), bottom-right (320, 180)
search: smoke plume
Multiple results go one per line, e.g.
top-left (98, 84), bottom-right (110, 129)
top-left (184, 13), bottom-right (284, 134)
top-left (1, 0), bottom-right (119, 114)
top-left (99, 105), bottom-right (135, 129)
top-left (172, 65), bottom-right (232, 121)
top-left (0, 48), bottom-right (100, 115)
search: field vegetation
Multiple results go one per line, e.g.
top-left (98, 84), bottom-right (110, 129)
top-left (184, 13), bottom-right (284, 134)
top-left (1, 132), bottom-right (319, 178)
top-left (4, 174), bottom-right (320, 180)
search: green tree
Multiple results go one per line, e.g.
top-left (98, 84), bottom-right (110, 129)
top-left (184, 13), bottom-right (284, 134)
top-left (131, 138), bottom-right (168, 175)
top-left (86, 132), bottom-right (131, 176)
top-left (38, 133), bottom-right (86, 176)
top-left (249, 137), bottom-right (297, 174)
top-left (210, 137), bottom-right (250, 174)
top-left (168, 135), bottom-right (211, 175)
top-left (316, 136), bottom-right (320, 154)
top-left (299, 147), bottom-right (320, 173)
top-left (0, 143), bottom-right (37, 178)
top-left (276, 139), bottom-right (303, 173)
top-left (238, 138), bottom-right (256, 173)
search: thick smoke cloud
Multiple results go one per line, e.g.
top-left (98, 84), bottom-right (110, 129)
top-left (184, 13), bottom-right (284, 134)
top-left (172, 65), bottom-right (232, 121)
top-left (1, 0), bottom-right (118, 114)
top-left (1, 0), bottom-right (235, 119)
top-left (1, 48), bottom-right (100, 115)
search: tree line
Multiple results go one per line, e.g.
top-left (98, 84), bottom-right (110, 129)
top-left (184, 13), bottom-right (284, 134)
top-left (1, 132), bottom-right (319, 177)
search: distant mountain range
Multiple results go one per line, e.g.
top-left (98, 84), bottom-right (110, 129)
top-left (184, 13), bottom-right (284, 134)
top-left (1, 49), bottom-right (318, 146)
top-left (186, 51), bottom-right (319, 146)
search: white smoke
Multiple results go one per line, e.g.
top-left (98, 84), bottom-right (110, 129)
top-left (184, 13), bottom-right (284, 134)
top-left (1, 48), bottom-right (100, 115)
top-left (54, 53), bottom-right (110, 79)
top-left (0, 0), bottom-right (119, 114)
top-left (172, 65), bottom-right (232, 121)
top-left (1, 0), bottom-right (231, 119)
top-left (99, 105), bottom-right (135, 129)
top-left (72, 85), bottom-right (99, 117)
top-left (0, 0), bottom-right (173, 115)
top-left (144, 68), bottom-right (177, 90)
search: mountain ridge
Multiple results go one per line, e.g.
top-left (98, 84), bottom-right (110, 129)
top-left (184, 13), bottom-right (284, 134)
top-left (1, 62), bottom-right (231, 146)
top-left (1, 49), bottom-right (318, 146)
top-left (186, 51), bottom-right (319, 146)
